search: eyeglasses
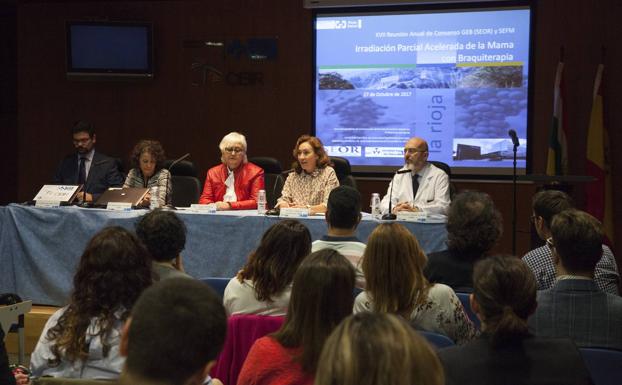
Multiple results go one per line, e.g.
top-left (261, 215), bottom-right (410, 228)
top-left (545, 237), bottom-right (555, 249)
top-left (224, 147), bottom-right (244, 154)
top-left (403, 148), bottom-right (427, 155)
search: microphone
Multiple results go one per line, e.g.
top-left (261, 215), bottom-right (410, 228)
top-left (382, 168), bottom-right (410, 220)
top-left (162, 153), bottom-right (190, 208)
top-left (508, 129), bottom-right (520, 148)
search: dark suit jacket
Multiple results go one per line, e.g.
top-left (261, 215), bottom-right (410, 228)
top-left (424, 249), bottom-right (479, 291)
top-left (529, 279), bottom-right (622, 350)
top-left (54, 151), bottom-right (123, 200)
top-left (438, 334), bottom-right (593, 385)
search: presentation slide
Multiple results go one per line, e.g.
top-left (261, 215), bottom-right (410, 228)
top-left (314, 7), bottom-right (531, 175)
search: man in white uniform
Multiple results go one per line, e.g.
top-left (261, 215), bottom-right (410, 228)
top-left (380, 137), bottom-right (450, 215)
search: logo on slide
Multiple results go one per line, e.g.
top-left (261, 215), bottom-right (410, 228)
top-left (364, 147), bottom-right (404, 158)
top-left (326, 146), bottom-right (362, 157)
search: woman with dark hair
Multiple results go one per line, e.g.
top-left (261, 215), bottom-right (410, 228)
top-left (123, 139), bottom-right (171, 207)
top-left (237, 249), bottom-right (356, 385)
top-left (223, 220), bottom-right (312, 316)
top-left (30, 227), bottom-right (152, 379)
top-left (276, 135), bottom-right (339, 215)
top-left (438, 255), bottom-right (593, 385)
top-left (354, 223), bottom-right (475, 344)
top-left (315, 312), bottom-right (444, 385)
top-left (424, 191), bottom-right (502, 291)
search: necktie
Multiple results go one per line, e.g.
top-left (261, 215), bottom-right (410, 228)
top-left (412, 173), bottom-right (419, 201)
top-left (78, 157), bottom-right (87, 185)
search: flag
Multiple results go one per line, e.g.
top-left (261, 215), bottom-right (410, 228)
top-left (546, 62), bottom-right (568, 175)
top-left (585, 64), bottom-right (614, 245)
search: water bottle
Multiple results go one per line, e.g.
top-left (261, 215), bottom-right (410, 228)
top-left (257, 189), bottom-right (267, 214)
top-left (370, 193), bottom-right (381, 220)
top-left (150, 186), bottom-right (160, 210)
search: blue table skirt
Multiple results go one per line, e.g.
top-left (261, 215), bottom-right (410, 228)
top-left (0, 204), bottom-right (447, 306)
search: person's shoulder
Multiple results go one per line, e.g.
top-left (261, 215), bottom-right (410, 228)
top-left (206, 163), bottom-right (225, 176)
top-left (522, 245), bottom-right (548, 263)
top-left (245, 162), bottom-right (264, 174)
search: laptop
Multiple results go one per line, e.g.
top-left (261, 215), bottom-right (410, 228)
top-left (94, 188), bottom-right (149, 208)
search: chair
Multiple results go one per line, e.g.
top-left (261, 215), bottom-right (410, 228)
top-left (249, 157), bottom-right (285, 208)
top-left (330, 156), bottom-right (357, 189)
top-left (0, 295), bottom-right (32, 365)
top-left (428, 160), bottom-right (457, 199)
top-left (211, 314), bottom-right (285, 385)
top-left (418, 330), bottom-right (455, 349)
top-left (456, 292), bottom-right (480, 330)
top-left (170, 175), bottom-right (201, 207)
top-left (579, 347), bottom-right (622, 385)
top-left (164, 159), bottom-right (197, 177)
top-left (200, 277), bottom-right (231, 299)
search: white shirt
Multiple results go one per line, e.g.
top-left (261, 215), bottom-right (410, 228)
top-left (223, 168), bottom-right (237, 202)
top-left (223, 277), bottom-right (290, 316)
top-left (379, 162), bottom-right (450, 215)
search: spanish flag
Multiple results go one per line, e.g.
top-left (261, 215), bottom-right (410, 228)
top-left (546, 62), bottom-right (568, 176)
top-left (585, 64), bottom-right (614, 245)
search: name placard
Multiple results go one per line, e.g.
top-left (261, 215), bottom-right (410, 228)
top-left (33, 185), bottom-right (80, 203)
top-left (35, 200), bottom-right (62, 208)
top-left (279, 207), bottom-right (310, 218)
top-left (106, 202), bottom-right (133, 211)
top-left (396, 211), bottom-right (427, 222)
top-left (190, 204), bottom-right (217, 214)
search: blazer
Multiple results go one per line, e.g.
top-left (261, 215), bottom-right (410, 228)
top-left (528, 279), bottom-right (622, 350)
top-left (198, 162), bottom-right (264, 209)
top-left (54, 151), bottom-right (124, 200)
top-left (438, 334), bottom-right (593, 385)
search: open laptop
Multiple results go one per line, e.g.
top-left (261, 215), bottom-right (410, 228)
top-left (94, 187), bottom-right (149, 208)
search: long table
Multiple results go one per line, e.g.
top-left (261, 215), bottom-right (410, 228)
top-left (0, 204), bottom-right (448, 306)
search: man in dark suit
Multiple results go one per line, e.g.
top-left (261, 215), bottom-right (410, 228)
top-left (528, 209), bottom-right (622, 350)
top-left (54, 120), bottom-right (123, 203)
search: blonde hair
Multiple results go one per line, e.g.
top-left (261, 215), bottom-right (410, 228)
top-left (362, 223), bottom-right (431, 317)
top-left (315, 312), bottom-right (444, 385)
top-left (219, 132), bottom-right (248, 164)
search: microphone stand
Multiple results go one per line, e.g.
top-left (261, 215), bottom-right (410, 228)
top-left (382, 169), bottom-right (410, 220)
top-left (162, 153), bottom-right (190, 210)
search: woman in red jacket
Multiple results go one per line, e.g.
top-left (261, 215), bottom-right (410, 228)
top-left (198, 132), bottom-right (265, 210)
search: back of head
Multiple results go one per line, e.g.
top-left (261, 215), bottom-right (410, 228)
top-left (125, 278), bottom-right (227, 385)
top-left (72, 120), bottom-right (95, 137)
top-left (275, 249), bottom-right (355, 373)
top-left (326, 185), bottom-right (361, 230)
top-left (446, 191), bottom-right (502, 258)
top-left (315, 312), bottom-right (444, 385)
top-left (362, 223), bottom-right (428, 316)
top-left (532, 190), bottom-right (574, 228)
top-left (550, 209), bottom-right (603, 274)
top-left (472, 255), bottom-right (536, 348)
top-left (135, 209), bottom-right (187, 262)
top-left (239, 219), bottom-right (312, 301)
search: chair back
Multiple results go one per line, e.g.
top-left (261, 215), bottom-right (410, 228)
top-left (428, 160), bottom-right (457, 199)
top-left (329, 156), bottom-right (357, 189)
top-left (249, 157), bottom-right (284, 208)
top-left (212, 314), bottom-right (285, 385)
top-left (164, 159), bottom-right (197, 177)
top-left (200, 277), bottom-right (231, 299)
top-left (418, 330), bottom-right (455, 349)
top-left (456, 292), bottom-right (480, 330)
top-left (579, 347), bottom-right (622, 385)
top-left (170, 175), bottom-right (201, 207)
top-left (249, 157), bottom-right (282, 174)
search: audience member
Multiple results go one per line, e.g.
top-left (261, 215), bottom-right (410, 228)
top-left (425, 191), bottom-right (502, 291)
top-left (224, 220), bottom-right (311, 316)
top-left (277, 135), bottom-right (339, 215)
top-left (379, 137), bottom-right (450, 215)
top-left (118, 278), bottom-right (227, 385)
top-left (199, 132), bottom-right (265, 210)
top-left (237, 249), bottom-right (355, 385)
top-left (529, 209), bottom-right (622, 349)
top-left (54, 120), bottom-right (124, 203)
top-left (523, 190), bottom-right (619, 294)
top-left (312, 185), bottom-right (366, 287)
top-left (315, 312), bottom-right (444, 385)
top-left (135, 208), bottom-right (192, 281)
top-left (30, 227), bottom-right (152, 379)
top-left (438, 255), bottom-right (592, 385)
top-left (354, 223), bottom-right (476, 344)
top-left (123, 139), bottom-right (171, 207)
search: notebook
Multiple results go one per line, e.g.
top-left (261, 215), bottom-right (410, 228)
top-left (94, 187), bottom-right (149, 208)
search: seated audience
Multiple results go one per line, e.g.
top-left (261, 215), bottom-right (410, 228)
top-left (135, 208), bottom-right (192, 281)
top-left (315, 312), bottom-right (444, 385)
top-left (312, 185), bottom-right (366, 288)
top-left (354, 223), bottom-right (476, 344)
top-left (237, 249), bottom-right (356, 385)
top-left (123, 139), bottom-right (171, 207)
top-left (438, 255), bottom-right (593, 385)
top-left (224, 220), bottom-right (311, 316)
top-left (276, 135), bottom-right (339, 215)
top-left (199, 132), bottom-right (265, 210)
top-left (528, 209), bottom-right (622, 349)
top-left (30, 227), bottom-right (152, 379)
top-left (523, 190), bottom-right (619, 294)
top-left (424, 191), bottom-right (502, 291)
top-left (118, 278), bottom-right (227, 385)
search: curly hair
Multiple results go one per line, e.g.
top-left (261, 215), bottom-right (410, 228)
top-left (446, 191), bottom-right (502, 259)
top-left (135, 209), bottom-right (186, 262)
top-left (291, 135), bottom-right (331, 173)
top-left (130, 140), bottom-right (166, 170)
top-left (237, 220), bottom-right (311, 302)
top-left (45, 226), bottom-right (152, 365)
